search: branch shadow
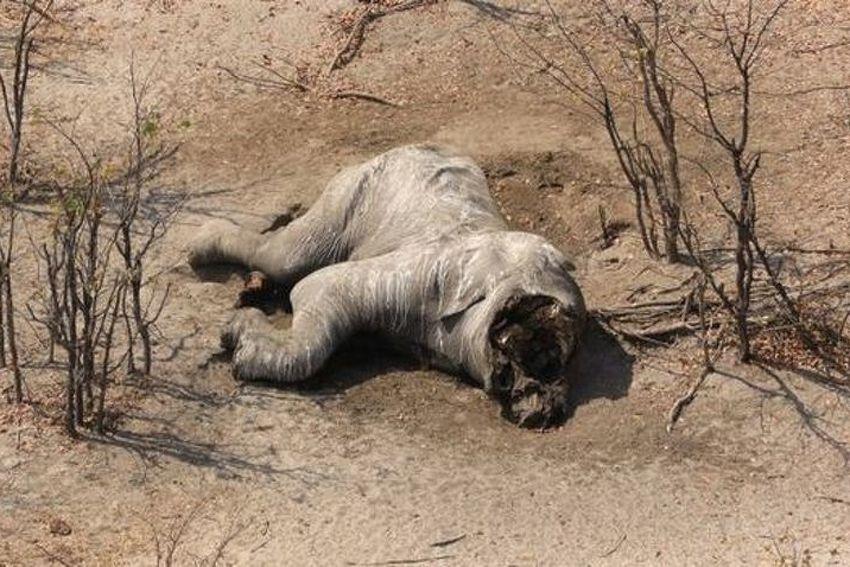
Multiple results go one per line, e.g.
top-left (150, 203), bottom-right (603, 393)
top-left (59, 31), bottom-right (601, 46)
top-left (88, 372), bottom-right (333, 485)
top-left (714, 365), bottom-right (850, 464)
top-left (458, 0), bottom-right (542, 22)
top-left (156, 322), bottom-right (203, 364)
top-left (86, 428), bottom-right (330, 486)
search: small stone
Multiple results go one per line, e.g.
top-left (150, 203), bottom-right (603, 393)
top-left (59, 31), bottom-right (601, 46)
top-left (49, 518), bottom-right (72, 536)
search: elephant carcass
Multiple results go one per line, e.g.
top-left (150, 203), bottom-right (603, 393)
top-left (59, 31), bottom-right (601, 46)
top-left (189, 145), bottom-right (587, 427)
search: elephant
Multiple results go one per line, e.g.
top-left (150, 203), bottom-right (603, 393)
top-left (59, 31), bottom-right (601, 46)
top-left (189, 144), bottom-right (587, 427)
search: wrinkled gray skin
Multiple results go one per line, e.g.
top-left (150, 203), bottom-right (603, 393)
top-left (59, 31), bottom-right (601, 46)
top-left (189, 145), bottom-right (587, 427)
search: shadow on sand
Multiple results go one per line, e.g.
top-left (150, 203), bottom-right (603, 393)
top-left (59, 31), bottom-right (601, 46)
top-left (564, 318), bottom-right (635, 418)
top-left (92, 315), bottom-right (633, 477)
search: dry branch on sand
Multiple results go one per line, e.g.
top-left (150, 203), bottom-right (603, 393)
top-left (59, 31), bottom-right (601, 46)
top-left (217, 0), bottom-right (442, 107)
top-left (324, 0), bottom-right (439, 76)
top-left (216, 63), bottom-right (400, 107)
top-left (665, 277), bottom-right (724, 433)
top-left (597, 254), bottom-right (850, 434)
top-left (597, 257), bottom-right (850, 354)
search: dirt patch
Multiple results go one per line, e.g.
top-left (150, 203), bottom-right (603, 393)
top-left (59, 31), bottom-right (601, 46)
top-left (482, 150), bottom-right (630, 257)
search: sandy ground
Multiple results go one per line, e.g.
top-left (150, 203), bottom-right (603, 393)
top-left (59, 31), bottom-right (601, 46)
top-left (2, 1), bottom-right (850, 565)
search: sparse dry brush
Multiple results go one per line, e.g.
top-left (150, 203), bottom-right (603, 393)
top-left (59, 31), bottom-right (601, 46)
top-left (0, 6), bottom-right (178, 437)
top-left (29, 127), bottom-right (128, 435)
top-left (116, 59), bottom-right (180, 377)
top-left (23, 65), bottom-right (178, 436)
top-left (491, 0), bottom-right (688, 263)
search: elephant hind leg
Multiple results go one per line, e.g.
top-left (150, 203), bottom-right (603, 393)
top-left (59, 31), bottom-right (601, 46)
top-left (188, 219), bottom-right (267, 269)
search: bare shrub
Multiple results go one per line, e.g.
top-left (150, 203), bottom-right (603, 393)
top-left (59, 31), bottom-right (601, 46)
top-left (25, 63), bottom-right (178, 435)
top-left (29, 125), bottom-right (127, 436)
top-left (671, 0), bottom-right (794, 362)
top-left (0, 0), bottom-right (52, 184)
top-left (662, 0), bottom-right (847, 371)
top-left (114, 60), bottom-right (179, 376)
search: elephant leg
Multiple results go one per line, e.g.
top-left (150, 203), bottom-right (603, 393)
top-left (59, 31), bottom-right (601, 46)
top-left (189, 209), bottom-right (350, 288)
top-left (222, 271), bottom-right (361, 384)
top-left (189, 161), bottom-right (379, 284)
top-left (188, 219), bottom-right (267, 269)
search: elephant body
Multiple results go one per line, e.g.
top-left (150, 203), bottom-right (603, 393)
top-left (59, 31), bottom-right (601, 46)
top-left (190, 145), bottom-right (586, 426)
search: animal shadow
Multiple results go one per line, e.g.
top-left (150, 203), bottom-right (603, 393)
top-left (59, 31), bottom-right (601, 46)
top-left (563, 318), bottom-right (635, 418)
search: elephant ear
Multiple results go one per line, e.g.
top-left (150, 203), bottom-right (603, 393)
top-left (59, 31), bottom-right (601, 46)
top-left (431, 247), bottom-right (495, 320)
top-left (437, 287), bottom-right (486, 320)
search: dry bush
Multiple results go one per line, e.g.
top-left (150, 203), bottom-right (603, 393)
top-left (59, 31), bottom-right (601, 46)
top-left (0, 0), bottom-right (51, 184)
top-left (115, 60), bottom-right (180, 376)
top-left (23, 61), bottom-right (178, 436)
top-left (28, 124), bottom-right (128, 435)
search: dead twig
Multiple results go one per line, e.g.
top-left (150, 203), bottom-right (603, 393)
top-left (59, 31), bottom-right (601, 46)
top-left (325, 0), bottom-right (437, 76)
top-left (816, 494), bottom-right (850, 506)
top-left (666, 366), bottom-right (711, 433)
top-left (780, 246), bottom-right (850, 257)
top-left (600, 532), bottom-right (627, 558)
top-left (345, 556), bottom-right (454, 566)
top-left (667, 277), bottom-right (724, 433)
top-left (32, 542), bottom-right (74, 567)
top-left (429, 534), bottom-right (467, 548)
top-left (330, 89), bottom-right (399, 106)
top-left (217, 64), bottom-right (400, 107)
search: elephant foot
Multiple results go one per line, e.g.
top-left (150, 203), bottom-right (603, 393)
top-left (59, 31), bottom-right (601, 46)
top-left (187, 219), bottom-right (239, 268)
top-left (221, 307), bottom-right (269, 351)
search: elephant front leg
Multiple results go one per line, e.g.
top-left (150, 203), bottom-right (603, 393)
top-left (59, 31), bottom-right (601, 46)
top-left (221, 298), bottom-right (356, 384)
